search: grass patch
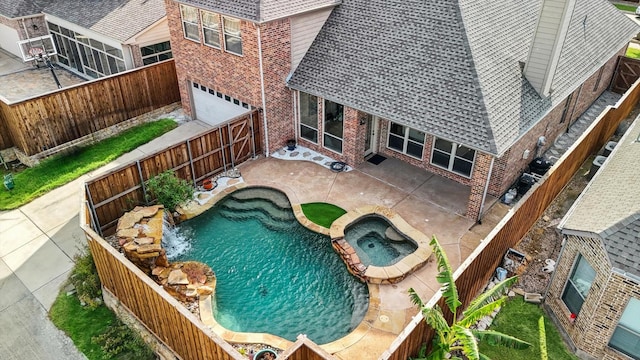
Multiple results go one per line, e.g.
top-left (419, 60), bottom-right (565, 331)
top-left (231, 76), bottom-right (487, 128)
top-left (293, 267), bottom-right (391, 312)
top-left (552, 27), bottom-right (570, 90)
top-left (615, 4), bottom-right (637, 12)
top-left (627, 47), bottom-right (640, 59)
top-left (0, 119), bottom-right (177, 210)
top-left (479, 297), bottom-right (578, 360)
top-left (50, 292), bottom-right (117, 360)
top-left (301, 202), bottom-right (347, 228)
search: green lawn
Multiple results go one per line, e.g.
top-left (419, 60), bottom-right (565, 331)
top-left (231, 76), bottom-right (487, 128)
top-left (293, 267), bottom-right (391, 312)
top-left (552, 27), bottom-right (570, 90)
top-left (301, 202), bottom-right (347, 228)
top-left (615, 4), bottom-right (637, 12)
top-left (0, 119), bottom-right (177, 210)
top-left (627, 47), bottom-right (640, 59)
top-left (479, 297), bottom-right (578, 360)
top-left (50, 293), bottom-right (117, 360)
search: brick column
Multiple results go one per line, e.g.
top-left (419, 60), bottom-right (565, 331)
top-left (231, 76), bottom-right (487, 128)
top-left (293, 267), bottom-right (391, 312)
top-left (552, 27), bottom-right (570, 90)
top-left (466, 152), bottom-right (493, 220)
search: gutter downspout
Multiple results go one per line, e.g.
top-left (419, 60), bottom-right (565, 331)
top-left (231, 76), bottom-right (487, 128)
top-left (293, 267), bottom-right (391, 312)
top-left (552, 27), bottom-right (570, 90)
top-left (477, 157), bottom-right (495, 223)
top-left (257, 25), bottom-right (269, 156)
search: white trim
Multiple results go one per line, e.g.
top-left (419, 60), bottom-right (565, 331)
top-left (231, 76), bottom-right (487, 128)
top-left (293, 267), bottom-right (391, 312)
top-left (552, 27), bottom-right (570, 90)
top-left (44, 13), bottom-right (122, 49)
top-left (180, 4), bottom-right (201, 43)
top-left (200, 10), bottom-right (221, 49)
top-left (123, 16), bottom-right (168, 45)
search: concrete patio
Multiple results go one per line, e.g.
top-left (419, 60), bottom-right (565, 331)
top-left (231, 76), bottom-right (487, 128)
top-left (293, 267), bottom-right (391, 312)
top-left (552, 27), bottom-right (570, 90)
top-left (238, 155), bottom-right (507, 359)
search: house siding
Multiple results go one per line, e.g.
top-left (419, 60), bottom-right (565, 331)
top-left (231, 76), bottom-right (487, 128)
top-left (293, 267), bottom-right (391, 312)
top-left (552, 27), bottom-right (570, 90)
top-left (547, 234), bottom-right (640, 360)
top-left (290, 8), bottom-right (332, 71)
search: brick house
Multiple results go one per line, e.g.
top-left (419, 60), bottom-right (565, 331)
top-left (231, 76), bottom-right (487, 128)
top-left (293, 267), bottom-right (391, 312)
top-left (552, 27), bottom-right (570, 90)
top-left (165, 0), bottom-right (638, 220)
top-left (0, 0), bottom-right (172, 79)
top-left (545, 117), bottom-right (640, 360)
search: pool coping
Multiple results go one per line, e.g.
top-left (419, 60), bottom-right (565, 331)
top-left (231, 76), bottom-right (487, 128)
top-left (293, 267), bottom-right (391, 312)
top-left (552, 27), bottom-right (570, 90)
top-left (180, 180), bottom-right (429, 354)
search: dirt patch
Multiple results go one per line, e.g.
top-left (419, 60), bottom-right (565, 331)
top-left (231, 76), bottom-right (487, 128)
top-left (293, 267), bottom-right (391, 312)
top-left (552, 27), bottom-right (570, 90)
top-left (514, 109), bottom-right (637, 294)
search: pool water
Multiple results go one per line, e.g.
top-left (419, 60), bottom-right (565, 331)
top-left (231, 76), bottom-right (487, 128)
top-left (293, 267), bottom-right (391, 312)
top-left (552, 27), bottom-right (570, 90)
top-left (344, 216), bottom-right (418, 266)
top-left (171, 188), bottom-right (369, 344)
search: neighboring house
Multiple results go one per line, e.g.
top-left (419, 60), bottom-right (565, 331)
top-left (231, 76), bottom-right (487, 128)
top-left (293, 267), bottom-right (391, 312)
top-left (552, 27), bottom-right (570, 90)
top-left (545, 117), bottom-right (640, 360)
top-left (0, 0), bottom-right (172, 79)
top-left (165, 0), bottom-right (638, 219)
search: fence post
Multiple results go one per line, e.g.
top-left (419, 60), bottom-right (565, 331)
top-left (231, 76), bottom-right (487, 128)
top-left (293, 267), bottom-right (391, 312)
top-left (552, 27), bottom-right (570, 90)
top-left (249, 111), bottom-right (256, 159)
top-left (218, 128), bottom-right (228, 172)
top-left (84, 183), bottom-right (103, 237)
top-left (186, 139), bottom-right (197, 187)
top-left (137, 160), bottom-right (148, 205)
top-left (227, 122), bottom-right (236, 169)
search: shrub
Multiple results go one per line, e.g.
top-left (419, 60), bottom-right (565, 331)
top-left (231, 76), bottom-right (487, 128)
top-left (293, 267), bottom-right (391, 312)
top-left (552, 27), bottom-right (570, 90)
top-left (70, 248), bottom-right (102, 309)
top-left (91, 319), bottom-right (155, 360)
top-left (146, 170), bottom-right (194, 212)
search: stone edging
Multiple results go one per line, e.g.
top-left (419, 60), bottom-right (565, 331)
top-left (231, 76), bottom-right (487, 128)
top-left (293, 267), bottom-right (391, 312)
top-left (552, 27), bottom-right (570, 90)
top-left (329, 206), bottom-right (433, 284)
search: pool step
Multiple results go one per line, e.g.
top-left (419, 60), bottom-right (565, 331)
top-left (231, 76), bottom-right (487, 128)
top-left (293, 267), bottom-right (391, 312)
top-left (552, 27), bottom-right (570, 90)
top-left (220, 198), bottom-right (295, 222)
top-left (217, 207), bottom-right (297, 232)
top-left (230, 188), bottom-right (291, 209)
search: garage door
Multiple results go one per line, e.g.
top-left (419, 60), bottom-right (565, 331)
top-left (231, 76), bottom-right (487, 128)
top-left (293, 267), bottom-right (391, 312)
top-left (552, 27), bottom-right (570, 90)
top-left (0, 23), bottom-right (22, 58)
top-left (191, 82), bottom-right (249, 126)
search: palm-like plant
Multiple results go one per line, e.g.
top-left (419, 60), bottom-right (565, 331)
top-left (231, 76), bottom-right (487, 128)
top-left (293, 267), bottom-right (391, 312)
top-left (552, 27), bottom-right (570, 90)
top-left (409, 236), bottom-right (531, 360)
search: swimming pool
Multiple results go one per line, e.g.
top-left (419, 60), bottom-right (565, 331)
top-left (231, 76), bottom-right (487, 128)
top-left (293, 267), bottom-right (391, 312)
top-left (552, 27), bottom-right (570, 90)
top-left (171, 187), bottom-right (369, 344)
top-left (344, 216), bottom-right (418, 267)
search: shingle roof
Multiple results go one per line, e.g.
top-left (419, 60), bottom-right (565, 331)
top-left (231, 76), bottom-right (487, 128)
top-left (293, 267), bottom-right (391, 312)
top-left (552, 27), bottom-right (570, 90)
top-left (288, 0), bottom-right (639, 155)
top-left (43, 0), bottom-right (166, 42)
top-left (561, 117), bottom-right (640, 277)
top-left (0, 0), bottom-right (56, 19)
top-left (179, 0), bottom-right (341, 22)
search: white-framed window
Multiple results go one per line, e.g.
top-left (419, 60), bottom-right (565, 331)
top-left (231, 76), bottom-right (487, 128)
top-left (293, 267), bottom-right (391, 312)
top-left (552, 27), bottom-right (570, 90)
top-left (299, 92), bottom-right (318, 143)
top-left (561, 254), bottom-right (596, 315)
top-left (201, 10), bottom-right (220, 48)
top-left (387, 122), bottom-right (426, 160)
top-left (48, 21), bottom-right (126, 78)
top-left (180, 4), bottom-right (200, 41)
top-left (430, 137), bottom-right (475, 177)
top-left (609, 298), bottom-right (640, 360)
top-left (323, 99), bottom-right (343, 153)
top-left (223, 17), bottom-right (242, 55)
top-left (141, 41), bottom-right (172, 65)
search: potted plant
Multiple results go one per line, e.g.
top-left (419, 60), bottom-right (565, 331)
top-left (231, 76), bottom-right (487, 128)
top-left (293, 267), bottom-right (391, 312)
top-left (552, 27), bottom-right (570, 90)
top-left (286, 139), bottom-right (296, 151)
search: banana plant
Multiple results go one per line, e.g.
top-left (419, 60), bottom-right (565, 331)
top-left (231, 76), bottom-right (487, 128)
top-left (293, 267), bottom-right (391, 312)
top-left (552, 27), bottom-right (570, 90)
top-left (408, 236), bottom-right (531, 360)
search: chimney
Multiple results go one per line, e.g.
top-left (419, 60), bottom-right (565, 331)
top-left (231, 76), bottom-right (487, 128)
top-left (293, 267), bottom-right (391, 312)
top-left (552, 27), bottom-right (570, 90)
top-left (524, 0), bottom-right (577, 97)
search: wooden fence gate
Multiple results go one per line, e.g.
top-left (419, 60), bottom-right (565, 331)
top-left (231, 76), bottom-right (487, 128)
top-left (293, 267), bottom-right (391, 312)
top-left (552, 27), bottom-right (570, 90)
top-left (611, 56), bottom-right (640, 94)
top-left (85, 110), bottom-right (262, 236)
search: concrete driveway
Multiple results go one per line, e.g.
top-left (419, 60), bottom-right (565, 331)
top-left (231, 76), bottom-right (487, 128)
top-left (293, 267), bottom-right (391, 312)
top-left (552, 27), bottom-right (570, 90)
top-left (0, 119), bottom-right (211, 359)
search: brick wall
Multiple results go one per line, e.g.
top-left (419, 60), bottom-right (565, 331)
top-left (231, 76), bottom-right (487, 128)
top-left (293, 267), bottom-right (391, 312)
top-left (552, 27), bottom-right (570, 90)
top-left (489, 49), bottom-right (624, 198)
top-left (0, 15), bottom-right (48, 41)
top-left (546, 234), bottom-right (640, 360)
top-left (166, 0), bottom-right (262, 121)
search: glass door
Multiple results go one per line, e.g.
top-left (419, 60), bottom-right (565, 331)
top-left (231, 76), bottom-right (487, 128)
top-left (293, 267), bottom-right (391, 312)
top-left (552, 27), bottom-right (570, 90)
top-left (364, 115), bottom-right (377, 157)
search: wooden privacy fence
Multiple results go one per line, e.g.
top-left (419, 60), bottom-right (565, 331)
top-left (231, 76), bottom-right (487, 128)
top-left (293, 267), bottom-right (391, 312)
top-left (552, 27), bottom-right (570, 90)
top-left (0, 60), bottom-right (180, 156)
top-left (82, 216), bottom-right (242, 360)
top-left (85, 110), bottom-right (262, 236)
top-left (382, 79), bottom-right (640, 360)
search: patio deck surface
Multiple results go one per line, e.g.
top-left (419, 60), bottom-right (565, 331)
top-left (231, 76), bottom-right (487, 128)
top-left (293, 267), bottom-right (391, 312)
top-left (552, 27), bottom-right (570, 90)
top-left (237, 156), bottom-right (508, 359)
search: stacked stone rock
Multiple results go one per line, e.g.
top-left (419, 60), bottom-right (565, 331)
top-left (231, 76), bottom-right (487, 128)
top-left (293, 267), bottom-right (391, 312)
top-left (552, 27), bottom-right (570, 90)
top-left (116, 205), bottom-right (216, 302)
top-left (331, 238), bottom-right (367, 282)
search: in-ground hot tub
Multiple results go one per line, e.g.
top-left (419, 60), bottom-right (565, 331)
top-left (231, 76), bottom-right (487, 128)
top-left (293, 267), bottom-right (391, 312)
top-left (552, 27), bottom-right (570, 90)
top-left (344, 215), bottom-right (417, 267)
top-left (330, 206), bottom-right (433, 284)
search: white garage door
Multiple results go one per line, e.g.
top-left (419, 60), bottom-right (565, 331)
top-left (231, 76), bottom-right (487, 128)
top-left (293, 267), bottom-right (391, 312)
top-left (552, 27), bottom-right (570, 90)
top-left (191, 83), bottom-right (249, 126)
top-left (0, 23), bottom-right (22, 58)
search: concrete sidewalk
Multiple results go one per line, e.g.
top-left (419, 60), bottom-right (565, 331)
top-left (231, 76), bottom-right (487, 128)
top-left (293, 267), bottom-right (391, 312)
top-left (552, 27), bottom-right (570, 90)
top-left (0, 119), bottom-right (210, 359)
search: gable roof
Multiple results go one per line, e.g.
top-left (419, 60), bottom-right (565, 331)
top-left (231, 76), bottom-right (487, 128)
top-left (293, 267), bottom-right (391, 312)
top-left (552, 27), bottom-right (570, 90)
top-left (0, 0), bottom-right (56, 19)
top-left (179, 0), bottom-right (341, 23)
top-left (287, 0), bottom-right (639, 156)
top-left (42, 0), bottom-right (166, 43)
top-left (561, 117), bottom-right (640, 278)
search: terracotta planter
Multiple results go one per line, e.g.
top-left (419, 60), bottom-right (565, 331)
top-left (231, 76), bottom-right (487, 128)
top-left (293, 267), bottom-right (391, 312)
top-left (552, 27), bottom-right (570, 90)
top-left (202, 179), bottom-right (214, 190)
